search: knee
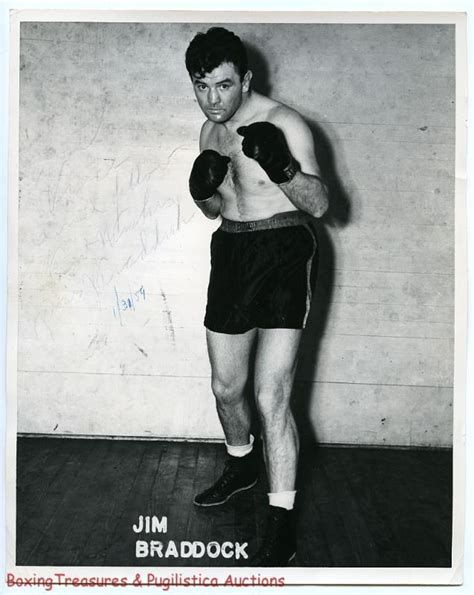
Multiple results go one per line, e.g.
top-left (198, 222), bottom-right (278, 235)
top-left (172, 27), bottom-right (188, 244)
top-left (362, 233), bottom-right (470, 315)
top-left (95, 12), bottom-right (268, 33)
top-left (255, 379), bottom-right (292, 426)
top-left (211, 376), bottom-right (246, 406)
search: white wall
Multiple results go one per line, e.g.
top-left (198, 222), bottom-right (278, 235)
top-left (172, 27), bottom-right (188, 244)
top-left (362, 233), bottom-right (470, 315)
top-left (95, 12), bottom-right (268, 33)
top-left (17, 22), bottom-right (455, 446)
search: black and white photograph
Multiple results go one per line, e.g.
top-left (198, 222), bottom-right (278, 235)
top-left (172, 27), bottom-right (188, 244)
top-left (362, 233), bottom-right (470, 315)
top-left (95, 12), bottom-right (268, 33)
top-left (5, 8), bottom-right (467, 587)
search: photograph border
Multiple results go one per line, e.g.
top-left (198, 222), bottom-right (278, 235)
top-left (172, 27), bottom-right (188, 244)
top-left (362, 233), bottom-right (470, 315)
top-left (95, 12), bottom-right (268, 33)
top-left (5, 7), bottom-right (468, 587)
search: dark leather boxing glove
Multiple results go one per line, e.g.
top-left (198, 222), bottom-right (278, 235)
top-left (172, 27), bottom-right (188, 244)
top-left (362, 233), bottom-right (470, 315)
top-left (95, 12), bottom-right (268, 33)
top-left (237, 122), bottom-right (299, 184)
top-left (189, 149), bottom-right (230, 202)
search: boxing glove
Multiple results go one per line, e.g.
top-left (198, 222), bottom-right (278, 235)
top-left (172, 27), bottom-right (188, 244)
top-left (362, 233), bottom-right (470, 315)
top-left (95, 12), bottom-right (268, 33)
top-left (237, 122), bottom-right (299, 184)
top-left (189, 150), bottom-right (230, 201)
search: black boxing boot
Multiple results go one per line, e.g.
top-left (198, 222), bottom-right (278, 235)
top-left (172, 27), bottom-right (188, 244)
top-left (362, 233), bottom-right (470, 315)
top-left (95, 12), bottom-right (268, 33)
top-left (193, 449), bottom-right (258, 507)
top-left (247, 506), bottom-right (296, 567)
top-left (189, 149), bottom-right (230, 202)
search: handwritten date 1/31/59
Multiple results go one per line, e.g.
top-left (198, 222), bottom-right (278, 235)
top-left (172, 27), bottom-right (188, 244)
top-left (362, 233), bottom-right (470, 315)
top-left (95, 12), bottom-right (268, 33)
top-left (113, 285), bottom-right (146, 323)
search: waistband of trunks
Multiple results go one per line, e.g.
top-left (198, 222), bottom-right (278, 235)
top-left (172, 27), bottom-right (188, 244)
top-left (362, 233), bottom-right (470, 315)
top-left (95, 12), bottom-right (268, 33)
top-left (219, 210), bottom-right (312, 233)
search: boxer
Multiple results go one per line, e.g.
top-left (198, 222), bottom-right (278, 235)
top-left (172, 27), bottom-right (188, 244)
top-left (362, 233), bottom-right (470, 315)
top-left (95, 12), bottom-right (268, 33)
top-left (185, 27), bottom-right (328, 566)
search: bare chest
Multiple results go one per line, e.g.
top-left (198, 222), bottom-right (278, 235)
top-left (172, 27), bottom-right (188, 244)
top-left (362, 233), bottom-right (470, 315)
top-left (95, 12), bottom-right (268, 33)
top-left (206, 127), bottom-right (277, 199)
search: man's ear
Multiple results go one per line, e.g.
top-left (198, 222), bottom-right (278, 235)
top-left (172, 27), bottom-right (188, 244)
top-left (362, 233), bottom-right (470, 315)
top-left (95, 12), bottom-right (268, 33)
top-left (242, 70), bottom-right (253, 93)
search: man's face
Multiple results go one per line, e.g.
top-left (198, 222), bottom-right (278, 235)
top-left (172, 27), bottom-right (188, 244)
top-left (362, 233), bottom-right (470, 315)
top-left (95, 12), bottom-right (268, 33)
top-left (191, 62), bottom-right (251, 123)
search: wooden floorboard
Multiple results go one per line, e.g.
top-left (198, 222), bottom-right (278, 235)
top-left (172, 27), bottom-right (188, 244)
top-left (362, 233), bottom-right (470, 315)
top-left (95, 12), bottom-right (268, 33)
top-left (104, 442), bottom-right (181, 567)
top-left (296, 450), bottom-right (334, 567)
top-left (16, 437), bottom-right (453, 568)
top-left (251, 443), bottom-right (270, 560)
top-left (305, 450), bottom-right (360, 566)
top-left (185, 443), bottom-right (220, 567)
top-left (16, 438), bottom-right (56, 487)
top-left (17, 438), bottom-right (86, 532)
top-left (17, 438), bottom-right (97, 564)
top-left (77, 440), bottom-right (151, 566)
top-left (22, 440), bottom-right (113, 566)
top-left (323, 448), bottom-right (380, 566)
top-left (338, 448), bottom-right (404, 566)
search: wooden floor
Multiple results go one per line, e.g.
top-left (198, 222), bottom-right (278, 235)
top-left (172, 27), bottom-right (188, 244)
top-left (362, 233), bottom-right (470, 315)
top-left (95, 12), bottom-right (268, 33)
top-left (16, 437), bottom-right (452, 567)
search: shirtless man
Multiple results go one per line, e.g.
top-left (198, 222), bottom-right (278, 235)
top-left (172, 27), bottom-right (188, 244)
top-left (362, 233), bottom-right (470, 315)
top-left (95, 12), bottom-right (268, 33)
top-left (185, 27), bottom-right (328, 566)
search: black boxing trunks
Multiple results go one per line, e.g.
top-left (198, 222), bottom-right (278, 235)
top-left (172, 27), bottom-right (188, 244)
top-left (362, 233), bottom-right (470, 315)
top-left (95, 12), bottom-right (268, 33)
top-left (204, 210), bottom-right (318, 334)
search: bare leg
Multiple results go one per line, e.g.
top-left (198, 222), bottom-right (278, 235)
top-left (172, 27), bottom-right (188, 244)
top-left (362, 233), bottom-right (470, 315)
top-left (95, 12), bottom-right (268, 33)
top-left (206, 328), bottom-right (257, 445)
top-left (194, 328), bottom-right (259, 507)
top-left (254, 328), bottom-right (302, 493)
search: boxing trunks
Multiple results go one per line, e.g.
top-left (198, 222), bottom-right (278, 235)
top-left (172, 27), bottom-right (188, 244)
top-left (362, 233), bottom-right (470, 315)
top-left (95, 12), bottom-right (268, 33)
top-left (204, 210), bottom-right (318, 334)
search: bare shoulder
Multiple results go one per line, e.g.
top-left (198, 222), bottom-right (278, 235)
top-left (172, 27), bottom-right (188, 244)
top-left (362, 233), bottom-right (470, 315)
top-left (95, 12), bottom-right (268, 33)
top-left (199, 120), bottom-right (216, 151)
top-left (268, 104), bottom-right (311, 136)
top-left (268, 103), bottom-right (319, 175)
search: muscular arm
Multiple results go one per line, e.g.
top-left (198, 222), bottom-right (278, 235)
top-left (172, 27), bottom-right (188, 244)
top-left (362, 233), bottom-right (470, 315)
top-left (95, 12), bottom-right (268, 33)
top-left (278, 171), bottom-right (328, 218)
top-left (274, 110), bottom-right (328, 218)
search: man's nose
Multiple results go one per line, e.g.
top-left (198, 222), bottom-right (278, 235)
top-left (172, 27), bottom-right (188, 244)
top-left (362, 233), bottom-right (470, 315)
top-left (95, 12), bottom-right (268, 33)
top-left (208, 89), bottom-right (221, 105)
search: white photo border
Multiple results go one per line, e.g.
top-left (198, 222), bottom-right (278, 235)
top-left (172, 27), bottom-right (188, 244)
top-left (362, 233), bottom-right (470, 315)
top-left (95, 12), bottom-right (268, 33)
top-left (4, 5), bottom-right (468, 589)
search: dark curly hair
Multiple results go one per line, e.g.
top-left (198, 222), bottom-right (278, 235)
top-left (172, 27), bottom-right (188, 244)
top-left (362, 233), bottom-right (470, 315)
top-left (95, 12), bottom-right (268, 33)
top-left (185, 27), bottom-right (248, 81)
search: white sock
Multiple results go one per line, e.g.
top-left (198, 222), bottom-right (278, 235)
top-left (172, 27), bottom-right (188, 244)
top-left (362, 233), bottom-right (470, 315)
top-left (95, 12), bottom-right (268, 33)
top-left (268, 491), bottom-right (296, 510)
top-left (225, 434), bottom-right (254, 457)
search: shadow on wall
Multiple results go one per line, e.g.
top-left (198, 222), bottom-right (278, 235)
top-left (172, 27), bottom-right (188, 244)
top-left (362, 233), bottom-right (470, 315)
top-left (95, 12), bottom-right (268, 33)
top-left (246, 42), bottom-right (353, 449)
top-left (292, 121), bottom-right (352, 451)
top-left (246, 42), bottom-right (272, 96)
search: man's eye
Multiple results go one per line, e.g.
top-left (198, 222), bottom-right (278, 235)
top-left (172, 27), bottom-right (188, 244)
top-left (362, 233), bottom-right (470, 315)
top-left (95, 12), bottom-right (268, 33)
top-left (197, 84), bottom-right (206, 91)
top-left (219, 84), bottom-right (230, 90)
